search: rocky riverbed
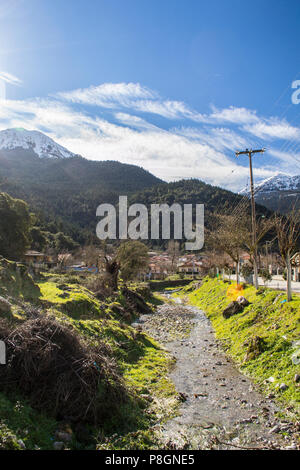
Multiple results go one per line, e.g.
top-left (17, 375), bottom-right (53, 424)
top-left (138, 300), bottom-right (300, 450)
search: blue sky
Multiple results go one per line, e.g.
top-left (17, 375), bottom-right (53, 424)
top-left (0, 0), bottom-right (300, 191)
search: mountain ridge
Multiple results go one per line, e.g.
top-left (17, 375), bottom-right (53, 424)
top-left (240, 173), bottom-right (300, 194)
top-left (0, 128), bottom-right (77, 159)
top-left (240, 173), bottom-right (300, 213)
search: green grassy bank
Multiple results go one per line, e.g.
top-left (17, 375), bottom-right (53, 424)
top-left (176, 278), bottom-right (300, 414)
top-left (0, 262), bottom-right (178, 450)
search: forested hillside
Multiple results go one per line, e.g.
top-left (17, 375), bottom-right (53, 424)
top-left (0, 150), bottom-right (162, 242)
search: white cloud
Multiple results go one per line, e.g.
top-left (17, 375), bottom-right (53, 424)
top-left (0, 71), bottom-right (22, 86)
top-left (244, 118), bottom-right (300, 141)
top-left (173, 126), bottom-right (249, 152)
top-left (114, 112), bottom-right (159, 130)
top-left (268, 148), bottom-right (300, 172)
top-left (56, 82), bottom-right (155, 107)
top-left (132, 99), bottom-right (203, 120)
top-left (56, 82), bottom-right (204, 121)
top-left (208, 105), bottom-right (259, 125)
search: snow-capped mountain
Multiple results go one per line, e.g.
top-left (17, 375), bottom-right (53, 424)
top-left (240, 173), bottom-right (300, 213)
top-left (0, 128), bottom-right (76, 159)
top-left (240, 173), bottom-right (300, 194)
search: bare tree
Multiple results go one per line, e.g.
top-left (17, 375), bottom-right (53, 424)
top-left (211, 211), bottom-right (274, 286)
top-left (76, 244), bottom-right (99, 268)
top-left (210, 215), bottom-right (248, 284)
top-left (167, 240), bottom-right (180, 273)
top-left (274, 210), bottom-right (300, 301)
top-left (238, 211), bottom-right (274, 271)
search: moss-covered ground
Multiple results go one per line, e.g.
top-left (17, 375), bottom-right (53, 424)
top-left (176, 277), bottom-right (300, 414)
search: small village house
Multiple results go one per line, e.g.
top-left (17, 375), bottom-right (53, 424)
top-left (148, 262), bottom-right (168, 280)
top-left (23, 250), bottom-right (53, 270)
top-left (177, 260), bottom-right (203, 276)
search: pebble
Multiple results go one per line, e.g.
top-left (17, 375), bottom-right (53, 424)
top-left (17, 439), bottom-right (26, 449)
top-left (269, 425), bottom-right (280, 434)
top-left (280, 423), bottom-right (291, 432)
top-left (279, 383), bottom-right (288, 391)
top-left (178, 392), bottom-right (188, 402)
top-left (294, 374), bottom-right (300, 383)
top-left (266, 376), bottom-right (275, 383)
top-left (284, 443), bottom-right (298, 450)
top-left (240, 418), bottom-right (252, 424)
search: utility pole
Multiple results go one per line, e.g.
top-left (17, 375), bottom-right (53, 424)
top-left (235, 148), bottom-right (266, 289)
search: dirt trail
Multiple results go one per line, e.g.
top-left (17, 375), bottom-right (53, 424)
top-left (139, 301), bottom-right (299, 450)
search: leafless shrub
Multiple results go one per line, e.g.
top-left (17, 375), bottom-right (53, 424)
top-left (0, 315), bottom-right (128, 424)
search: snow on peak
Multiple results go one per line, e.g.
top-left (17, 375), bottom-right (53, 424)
top-left (240, 173), bottom-right (300, 194)
top-left (0, 128), bottom-right (76, 159)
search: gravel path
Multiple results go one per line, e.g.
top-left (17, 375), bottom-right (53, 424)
top-left (138, 300), bottom-right (299, 450)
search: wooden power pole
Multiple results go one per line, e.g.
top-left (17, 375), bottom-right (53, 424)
top-left (235, 148), bottom-right (266, 289)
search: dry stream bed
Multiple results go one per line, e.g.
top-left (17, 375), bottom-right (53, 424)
top-left (137, 298), bottom-right (299, 450)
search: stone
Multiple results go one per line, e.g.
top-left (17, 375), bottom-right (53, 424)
top-left (244, 336), bottom-right (265, 362)
top-left (222, 301), bottom-right (243, 319)
top-left (53, 441), bottom-right (64, 450)
top-left (294, 374), bottom-right (300, 383)
top-left (266, 376), bottom-right (275, 383)
top-left (280, 423), bottom-right (291, 432)
top-left (17, 439), bottom-right (26, 449)
top-left (140, 393), bottom-right (153, 401)
top-left (236, 296), bottom-right (250, 307)
top-left (240, 418), bottom-right (251, 424)
top-left (178, 392), bottom-right (188, 402)
top-left (0, 296), bottom-right (12, 314)
top-left (269, 425), bottom-right (280, 434)
top-left (284, 443), bottom-right (298, 450)
top-left (279, 383), bottom-right (288, 391)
